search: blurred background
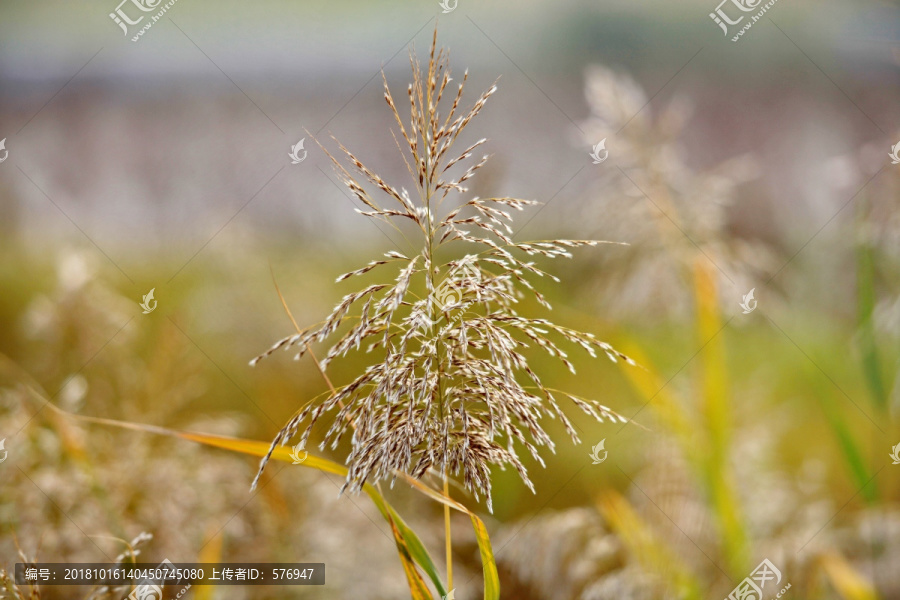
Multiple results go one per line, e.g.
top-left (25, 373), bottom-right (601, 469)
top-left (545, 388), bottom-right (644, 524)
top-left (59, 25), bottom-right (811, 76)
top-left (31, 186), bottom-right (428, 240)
top-left (1, 0), bottom-right (899, 598)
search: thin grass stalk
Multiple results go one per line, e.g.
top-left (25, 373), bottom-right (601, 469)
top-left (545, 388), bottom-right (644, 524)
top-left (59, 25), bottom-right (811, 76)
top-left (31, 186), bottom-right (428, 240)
top-left (444, 475), bottom-right (453, 592)
top-left (419, 34), bottom-right (454, 586)
top-left (855, 197), bottom-right (887, 412)
top-left (810, 364), bottom-right (878, 504)
top-left (692, 259), bottom-right (748, 576)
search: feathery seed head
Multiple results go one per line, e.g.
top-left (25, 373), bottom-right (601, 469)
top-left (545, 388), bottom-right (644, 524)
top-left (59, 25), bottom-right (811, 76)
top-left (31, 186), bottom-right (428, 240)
top-left (251, 28), bottom-right (634, 511)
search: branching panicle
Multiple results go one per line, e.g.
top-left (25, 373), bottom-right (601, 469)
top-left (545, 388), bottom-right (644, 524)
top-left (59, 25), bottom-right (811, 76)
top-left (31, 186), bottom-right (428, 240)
top-left (251, 29), bottom-right (634, 511)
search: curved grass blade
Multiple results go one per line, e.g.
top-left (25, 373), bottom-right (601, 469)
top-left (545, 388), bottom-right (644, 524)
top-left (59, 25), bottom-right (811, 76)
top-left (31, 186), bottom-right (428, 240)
top-left (401, 476), bottom-right (500, 600)
top-left (385, 509), bottom-right (434, 599)
top-left (178, 429), bottom-right (446, 597)
top-left (40, 402), bottom-right (447, 598)
top-left (385, 503), bottom-right (447, 597)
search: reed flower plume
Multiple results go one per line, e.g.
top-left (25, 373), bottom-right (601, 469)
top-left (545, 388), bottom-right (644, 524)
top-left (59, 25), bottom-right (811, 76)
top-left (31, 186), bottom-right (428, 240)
top-left (251, 29), bottom-right (634, 511)
top-left (573, 66), bottom-right (774, 317)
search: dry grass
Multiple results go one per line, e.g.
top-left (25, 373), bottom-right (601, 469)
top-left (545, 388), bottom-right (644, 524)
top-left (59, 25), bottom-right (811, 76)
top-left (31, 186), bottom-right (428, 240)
top-left (250, 27), bottom-right (636, 513)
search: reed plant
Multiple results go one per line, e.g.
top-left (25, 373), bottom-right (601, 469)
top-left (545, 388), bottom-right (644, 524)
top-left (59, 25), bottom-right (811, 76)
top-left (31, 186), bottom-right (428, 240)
top-left (246, 26), bottom-right (635, 598)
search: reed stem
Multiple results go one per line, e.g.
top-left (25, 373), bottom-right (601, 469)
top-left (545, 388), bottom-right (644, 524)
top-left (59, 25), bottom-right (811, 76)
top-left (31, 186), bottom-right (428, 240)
top-left (444, 473), bottom-right (453, 592)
